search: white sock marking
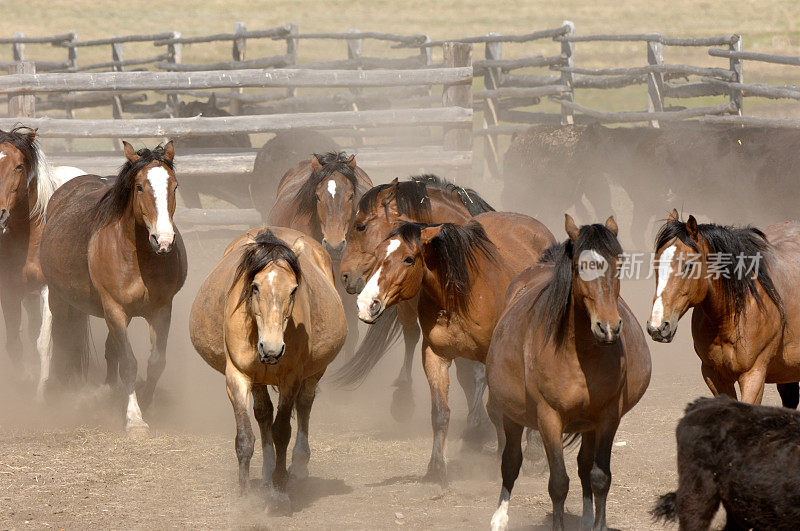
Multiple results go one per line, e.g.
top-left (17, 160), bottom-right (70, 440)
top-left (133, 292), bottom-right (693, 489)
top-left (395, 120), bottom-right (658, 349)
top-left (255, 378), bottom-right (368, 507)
top-left (36, 286), bottom-right (53, 401)
top-left (490, 488), bottom-right (511, 531)
top-left (126, 391), bottom-right (147, 429)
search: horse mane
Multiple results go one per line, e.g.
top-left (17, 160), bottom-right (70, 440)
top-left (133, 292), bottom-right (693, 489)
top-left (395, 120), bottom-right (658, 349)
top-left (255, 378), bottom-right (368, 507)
top-left (357, 174), bottom-right (494, 222)
top-left (0, 125), bottom-right (56, 222)
top-left (230, 229), bottom-right (302, 309)
top-left (91, 144), bottom-right (174, 229)
top-left (387, 219), bottom-right (497, 314)
top-left (655, 219), bottom-right (784, 321)
top-left (295, 151), bottom-right (358, 218)
top-left (535, 223), bottom-right (623, 349)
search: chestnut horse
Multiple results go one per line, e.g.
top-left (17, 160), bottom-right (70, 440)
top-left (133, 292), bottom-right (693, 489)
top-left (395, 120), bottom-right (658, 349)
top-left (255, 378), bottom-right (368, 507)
top-left (0, 126), bottom-right (84, 390)
top-left (647, 210), bottom-right (800, 407)
top-left (337, 175), bottom-right (496, 435)
top-left (189, 227), bottom-right (346, 512)
top-left (487, 215), bottom-right (651, 531)
top-left (354, 211), bottom-right (555, 484)
top-left (39, 141), bottom-right (187, 435)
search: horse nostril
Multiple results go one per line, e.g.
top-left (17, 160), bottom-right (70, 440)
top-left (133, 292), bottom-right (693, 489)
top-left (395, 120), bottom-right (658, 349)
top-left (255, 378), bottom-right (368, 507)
top-left (369, 299), bottom-right (381, 316)
top-left (613, 321), bottom-right (623, 335)
top-left (277, 344), bottom-right (286, 358)
top-left (341, 272), bottom-right (349, 284)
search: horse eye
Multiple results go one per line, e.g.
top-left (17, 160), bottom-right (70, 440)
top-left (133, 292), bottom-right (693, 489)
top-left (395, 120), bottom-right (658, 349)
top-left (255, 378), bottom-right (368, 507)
top-left (136, 184), bottom-right (144, 192)
top-left (251, 284), bottom-right (260, 295)
top-left (290, 286), bottom-right (298, 296)
top-left (14, 164), bottom-right (23, 172)
top-left (356, 224), bottom-right (366, 232)
top-left (403, 256), bottom-right (414, 265)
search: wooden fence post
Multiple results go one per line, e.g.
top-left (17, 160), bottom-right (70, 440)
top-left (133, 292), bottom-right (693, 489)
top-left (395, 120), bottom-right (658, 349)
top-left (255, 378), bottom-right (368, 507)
top-left (7, 61), bottom-right (35, 119)
top-left (166, 31), bottom-right (182, 113)
top-left (560, 21), bottom-right (575, 126)
top-left (230, 22), bottom-right (247, 115)
top-left (110, 43), bottom-right (125, 151)
top-left (67, 32), bottom-right (78, 70)
top-left (443, 42), bottom-right (473, 184)
top-left (12, 32), bottom-right (25, 62)
top-left (483, 33), bottom-right (502, 180)
top-left (729, 34), bottom-right (743, 116)
top-left (285, 23), bottom-right (299, 97)
top-left (347, 29), bottom-right (364, 147)
top-left (646, 40), bottom-right (665, 127)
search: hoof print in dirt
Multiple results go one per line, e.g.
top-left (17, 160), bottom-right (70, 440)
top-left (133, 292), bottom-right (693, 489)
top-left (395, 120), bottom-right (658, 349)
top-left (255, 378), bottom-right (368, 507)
top-left (126, 424), bottom-right (150, 440)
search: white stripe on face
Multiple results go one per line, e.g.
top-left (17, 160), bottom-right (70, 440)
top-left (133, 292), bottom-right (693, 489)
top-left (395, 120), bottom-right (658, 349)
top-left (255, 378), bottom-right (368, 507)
top-left (385, 238), bottom-right (401, 258)
top-left (357, 266), bottom-right (382, 320)
top-left (327, 179), bottom-right (337, 198)
top-left (0, 152), bottom-right (6, 160)
top-left (146, 166), bottom-right (174, 241)
top-left (650, 245), bottom-right (676, 326)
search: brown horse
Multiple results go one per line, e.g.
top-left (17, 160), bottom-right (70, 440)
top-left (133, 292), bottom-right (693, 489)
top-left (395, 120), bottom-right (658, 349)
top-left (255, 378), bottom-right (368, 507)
top-left (337, 175), bottom-right (497, 435)
top-left (39, 141), bottom-right (187, 435)
top-left (0, 126), bottom-right (84, 392)
top-left (189, 227), bottom-right (346, 512)
top-left (647, 209), bottom-right (800, 407)
top-left (487, 215), bottom-right (651, 531)
top-left (353, 211), bottom-right (555, 484)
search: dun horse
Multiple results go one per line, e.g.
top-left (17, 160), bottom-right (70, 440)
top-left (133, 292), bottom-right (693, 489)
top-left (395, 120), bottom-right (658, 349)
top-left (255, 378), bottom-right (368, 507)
top-left (39, 141), bottom-right (187, 434)
top-left (189, 227), bottom-right (346, 512)
top-left (647, 209), bottom-right (800, 407)
top-left (338, 175), bottom-right (496, 435)
top-left (353, 211), bottom-right (555, 484)
top-left (487, 215), bottom-right (651, 531)
top-left (0, 126), bottom-right (84, 393)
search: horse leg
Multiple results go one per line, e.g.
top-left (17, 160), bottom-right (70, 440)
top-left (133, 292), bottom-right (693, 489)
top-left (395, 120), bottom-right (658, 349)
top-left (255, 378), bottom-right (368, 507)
top-left (103, 304), bottom-right (144, 436)
top-left (269, 381), bottom-right (300, 513)
top-left (0, 281), bottom-right (24, 367)
top-left (391, 301), bottom-right (419, 423)
top-left (252, 384), bottom-right (275, 485)
top-left (577, 431), bottom-right (597, 530)
top-left (35, 286), bottom-right (53, 401)
top-left (289, 375), bottom-right (320, 481)
top-left (737, 365), bottom-right (767, 405)
top-left (48, 292), bottom-right (88, 386)
top-left (777, 382), bottom-right (800, 409)
top-left (701, 364), bottom-right (737, 399)
top-left (138, 305), bottom-right (172, 411)
top-left (226, 364), bottom-right (254, 493)
top-left (457, 358), bottom-right (492, 451)
top-left (22, 291), bottom-right (41, 351)
top-left (486, 392), bottom-right (505, 456)
top-left (104, 332), bottom-right (119, 387)
top-left (538, 406), bottom-right (569, 531)
top-left (422, 343), bottom-right (452, 486)
top-left (591, 418), bottom-right (620, 531)
top-left (490, 416), bottom-right (524, 531)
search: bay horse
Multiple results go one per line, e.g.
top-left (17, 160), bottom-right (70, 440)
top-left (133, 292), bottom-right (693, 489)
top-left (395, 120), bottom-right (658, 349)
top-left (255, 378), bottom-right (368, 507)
top-left (353, 211), bottom-right (555, 485)
top-left (487, 215), bottom-right (651, 531)
top-left (39, 141), bottom-right (187, 435)
top-left (0, 126), bottom-right (84, 391)
top-left (647, 209), bottom-right (800, 407)
top-left (337, 175), bottom-right (497, 436)
top-left (189, 227), bottom-right (346, 512)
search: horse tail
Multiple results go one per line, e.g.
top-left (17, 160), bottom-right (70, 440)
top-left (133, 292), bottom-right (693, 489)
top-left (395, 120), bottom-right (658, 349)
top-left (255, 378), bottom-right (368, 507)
top-left (650, 492), bottom-right (678, 523)
top-left (562, 432), bottom-right (581, 450)
top-left (331, 305), bottom-right (403, 388)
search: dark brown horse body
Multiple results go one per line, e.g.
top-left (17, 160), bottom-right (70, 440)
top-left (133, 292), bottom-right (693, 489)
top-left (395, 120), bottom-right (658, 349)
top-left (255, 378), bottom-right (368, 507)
top-left (338, 175), bottom-right (498, 433)
top-left (353, 211), bottom-right (555, 484)
top-left (648, 210), bottom-right (800, 407)
top-left (487, 216), bottom-right (651, 531)
top-left (40, 141), bottom-right (187, 435)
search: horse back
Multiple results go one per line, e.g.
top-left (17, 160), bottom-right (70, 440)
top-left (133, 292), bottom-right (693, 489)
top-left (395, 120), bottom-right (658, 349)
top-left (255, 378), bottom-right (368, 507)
top-left (473, 211), bottom-right (556, 275)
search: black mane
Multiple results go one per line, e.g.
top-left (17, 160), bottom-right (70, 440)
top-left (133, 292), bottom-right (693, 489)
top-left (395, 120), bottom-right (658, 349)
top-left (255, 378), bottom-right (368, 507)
top-left (231, 229), bottom-right (302, 309)
top-left (655, 219), bottom-right (784, 321)
top-left (92, 143), bottom-right (174, 228)
top-left (357, 174), bottom-right (494, 222)
top-left (387, 219), bottom-right (496, 314)
top-left (0, 125), bottom-right (38, 183)
top-left (296, 151), bottom-right (358, 218)
top-left (536, 223), bottom-right (623, 349)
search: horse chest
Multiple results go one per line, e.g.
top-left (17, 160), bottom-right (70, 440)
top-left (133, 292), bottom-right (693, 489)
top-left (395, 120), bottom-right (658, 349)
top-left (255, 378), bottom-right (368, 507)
top-left (423, 312), bottom-right (483, 361)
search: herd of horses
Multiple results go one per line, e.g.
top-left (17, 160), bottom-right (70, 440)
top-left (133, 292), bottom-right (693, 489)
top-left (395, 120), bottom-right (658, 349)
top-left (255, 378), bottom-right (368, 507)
top-left (2, 117), bottom-right (800, 529)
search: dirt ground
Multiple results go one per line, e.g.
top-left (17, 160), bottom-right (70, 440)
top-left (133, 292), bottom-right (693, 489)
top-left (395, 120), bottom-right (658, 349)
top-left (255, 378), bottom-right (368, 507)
top-left (0, 224), bottom-right (787, 531)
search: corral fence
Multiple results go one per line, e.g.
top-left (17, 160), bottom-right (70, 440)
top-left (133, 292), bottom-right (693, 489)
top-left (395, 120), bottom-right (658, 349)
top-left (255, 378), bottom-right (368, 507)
top-left (2, 22), bottom-right (799, 211)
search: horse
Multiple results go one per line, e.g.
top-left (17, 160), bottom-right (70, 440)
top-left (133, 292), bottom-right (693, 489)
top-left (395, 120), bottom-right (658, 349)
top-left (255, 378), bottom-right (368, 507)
top-left (647, 210), bottom-right (800, 407)
top-left (487, 215), bottom-right (651, 531)
top-left (39, 141), bottom-right (187, 435)
top-left (652, 396), bottom-right (800, 530)
top-left (249, 130), bottom-right (340, 221)
top-left (174, 93), bottom-right (252, 208)
top-left (353, 211), bottom-right (556, 485)
top-left (0, 126), bottom-right (84, 393)
top-left (189, 227), bottom-right (346, 512)
top-left (337, 175), bottom-right (497, 436)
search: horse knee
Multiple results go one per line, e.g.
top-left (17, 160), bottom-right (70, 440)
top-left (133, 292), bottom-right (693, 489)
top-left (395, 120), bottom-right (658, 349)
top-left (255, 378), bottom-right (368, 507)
top-left (431, 400), bottom-right (450, 432)
top-left (590, 465), bottom-right (611, 496)
top-left (549, 471), bottom-right (569, 503)
top-left (235, 429), bottom-right (255, 462)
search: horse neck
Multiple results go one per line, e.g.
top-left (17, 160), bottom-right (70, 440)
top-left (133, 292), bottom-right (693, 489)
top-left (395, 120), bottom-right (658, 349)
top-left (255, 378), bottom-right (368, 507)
top-left (696, 275), bottom-right (774, 339)
top-left (426, 190), bottom-right (472, 223)
top-left (420, 249), bottom-right (505, 317)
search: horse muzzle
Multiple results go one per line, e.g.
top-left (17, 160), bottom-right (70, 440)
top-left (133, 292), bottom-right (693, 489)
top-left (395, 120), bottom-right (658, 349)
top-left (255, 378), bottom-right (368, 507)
top-left (340, 271), bottom-right (366, 295)
top-left (149, 233), bottom-right (175, 255)
top-left (257, 341), bottom-right (286, 365)
top-left (592, 319), bottom-right (623, 345)
top-left (647, 320), bottom-right (677, 343)
top-left (357, 298), bottom-right (384, 324)
top-left (0, 208), bottom-right (9, 234)
top-left (323, 239), bottom-right (346, 260)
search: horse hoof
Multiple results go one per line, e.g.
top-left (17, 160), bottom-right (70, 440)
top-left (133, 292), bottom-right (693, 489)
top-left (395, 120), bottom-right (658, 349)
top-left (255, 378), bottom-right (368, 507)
top-left (267, 488), bottom-right (291, 515)
top-left (288, 462), bottom-right (309, 481)
top-left (126, 422), bottom-right (150, 439)
top-left (390, 386), bottom-right (414, 423)
top-left (423, 460), bottom-right (448, 487)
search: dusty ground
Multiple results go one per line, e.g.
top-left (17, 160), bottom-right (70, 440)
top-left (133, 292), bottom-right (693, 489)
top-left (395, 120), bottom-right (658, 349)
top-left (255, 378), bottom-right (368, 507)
top-left (0, 229), bottom-right (786, 530)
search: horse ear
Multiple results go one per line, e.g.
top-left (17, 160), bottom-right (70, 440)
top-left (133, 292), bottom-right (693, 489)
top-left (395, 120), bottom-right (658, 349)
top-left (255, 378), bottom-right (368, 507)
top-left (686, 215), bottom-right (699, 240)
top-left (123, 141), bottom-right (140, 164)
top-left (26, 129), bottom-right (37, 145)
top-left (311, 156), bottom-right (322, 173)
top-left (565, 213), bottom-right (580, 241)
top-left (379, 177), bottom-right (400, 206)
top-left (290, 236), bottom-right (305, 256)
top-left (208, 93), bottom-right (217, 107)
top-left (346, 154), bottom-right (357, 169)
top-left (667, 208), bottom-right (680, 222)
top-left (605, 215), bottom-right (619, 237)
top-left (162, 140), bottom-right (175, 163)
top-left (420, 224), bottom-right (443, 245)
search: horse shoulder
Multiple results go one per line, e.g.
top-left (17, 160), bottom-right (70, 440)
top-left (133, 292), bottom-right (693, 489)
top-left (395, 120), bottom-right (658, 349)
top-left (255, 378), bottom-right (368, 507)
top-left (619, 297), bottom-right (652, 408)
